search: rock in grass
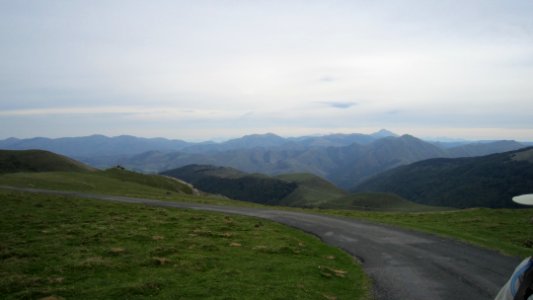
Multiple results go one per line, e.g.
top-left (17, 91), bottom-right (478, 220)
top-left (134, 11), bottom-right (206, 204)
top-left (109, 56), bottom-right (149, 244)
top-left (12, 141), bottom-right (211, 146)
top-left (110, 247), bottom-right (126, 255)
top-left (318, 266), bottom-right (347, 278)
top-left (152, 257), bottom-right (171, 265)
top-left (38, 296), bottom-right (64, 300)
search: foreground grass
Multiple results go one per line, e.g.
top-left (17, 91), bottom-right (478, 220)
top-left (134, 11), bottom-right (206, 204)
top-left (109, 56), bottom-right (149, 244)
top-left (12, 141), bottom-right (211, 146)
top-left (0, 190), bottom-right (369, 300)
top-left (325, 208), bottom-right (533, 257)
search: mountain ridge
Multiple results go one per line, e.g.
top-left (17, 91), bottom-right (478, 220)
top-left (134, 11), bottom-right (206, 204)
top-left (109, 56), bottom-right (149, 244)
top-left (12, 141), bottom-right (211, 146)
top-left (354, 147), bottom-right (533, 208)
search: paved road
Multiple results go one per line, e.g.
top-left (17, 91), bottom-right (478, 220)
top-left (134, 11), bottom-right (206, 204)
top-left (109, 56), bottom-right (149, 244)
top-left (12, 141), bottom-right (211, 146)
top-left (2, 186), bottom-right (522, 300)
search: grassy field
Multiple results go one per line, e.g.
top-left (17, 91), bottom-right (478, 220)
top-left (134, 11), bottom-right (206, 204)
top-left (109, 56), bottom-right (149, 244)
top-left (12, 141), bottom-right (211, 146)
top-left (0, 169), bottom-right (264, 208)
top-left (326, 208), bottom-right (533, 257)
top-left (0, 190), bottom-right (370, 300)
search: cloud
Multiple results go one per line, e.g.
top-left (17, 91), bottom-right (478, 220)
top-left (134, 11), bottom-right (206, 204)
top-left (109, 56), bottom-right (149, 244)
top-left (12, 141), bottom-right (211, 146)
top-left (319, 76), bottom-right (336, 83)
top-left (319, 101), bottom-right (358, 109)
top-left (0, 106), bottom-right (246, 121)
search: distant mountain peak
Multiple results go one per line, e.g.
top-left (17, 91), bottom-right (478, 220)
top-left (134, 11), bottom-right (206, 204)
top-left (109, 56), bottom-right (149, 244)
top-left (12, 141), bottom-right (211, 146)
top-left (241, 133), bottom-right (283, 139)
top-left (399, 134), bottom-right (419, 140)
top-left (371, 129), bottom-right (398, 138)
top-left (224, 133), bottom-right (286, 148)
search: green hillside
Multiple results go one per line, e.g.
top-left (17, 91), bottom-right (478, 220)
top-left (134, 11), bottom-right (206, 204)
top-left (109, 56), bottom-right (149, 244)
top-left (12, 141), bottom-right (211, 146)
top-left (161, 165), bottom-right (298, 205)
top-left (0, 149), bottom-right (96, 173)
top-left (275, 174), bottom-right (435, 211)
top-left (321, 192), bottom-right (445, 212)
top-left (0, 167), bottom-right (191, 195)
top-left (355, 147), bottom-right (533, 208)
top-left (0, 170), bottom-right (264, 208)
top-left (275, 173), bottom-right (348, 207)
top-left (161, 164), bottom-right (450, 212)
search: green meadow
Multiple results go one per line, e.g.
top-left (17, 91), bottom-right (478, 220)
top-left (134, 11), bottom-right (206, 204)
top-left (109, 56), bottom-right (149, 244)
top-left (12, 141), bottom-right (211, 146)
top-left (0, 169), bottom-right (263, 208)
top-left (0, 190), bottom-right (370, 300)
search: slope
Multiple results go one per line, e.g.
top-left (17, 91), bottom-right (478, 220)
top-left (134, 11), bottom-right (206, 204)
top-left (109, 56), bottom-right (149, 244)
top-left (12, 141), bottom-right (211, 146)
top-left (275, 173), bottom-right (348, 207)
top-left (446, 140), bottom-right (525, 158)
top-left (0, 149), bottom-right (96, 173)
top-left (321, 192), bottom-right (443, 212)
top-left (354, 147), bottom-right (533, 208)
top-left (0, 150), bottom-right (206, 200)
top-left (161, 165), bottom-right (298, 205)
top-left (162, 165), bottom-right (441, 212)
top-left (330, 134), bottom-right (447, 188)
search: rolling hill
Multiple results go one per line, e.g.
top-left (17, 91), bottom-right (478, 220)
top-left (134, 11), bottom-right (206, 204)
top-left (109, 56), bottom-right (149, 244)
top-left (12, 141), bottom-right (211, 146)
top-left (354, 147), bottom-right (533, 208)
top-left (161, 164), bottom-right (441, 211)
top-left (446, 140), bottom-right (526, 158)
top-left (0, 150), bottom-right (199, 199)
top-left (274, 173), bottom-right (348, 207)
top-left (161, 165), bottom-right (298, 205)
top-left (0, 149), bottom-right (96, 173)
top-left (275, 173), bottom-right (437, 211)
top-left (320, 193), bottom-right (442, 212)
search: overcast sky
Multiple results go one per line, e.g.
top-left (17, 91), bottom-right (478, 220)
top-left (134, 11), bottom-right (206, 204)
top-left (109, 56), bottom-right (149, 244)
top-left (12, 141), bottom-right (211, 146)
top-left (1, 0), bottom-right (532, 141)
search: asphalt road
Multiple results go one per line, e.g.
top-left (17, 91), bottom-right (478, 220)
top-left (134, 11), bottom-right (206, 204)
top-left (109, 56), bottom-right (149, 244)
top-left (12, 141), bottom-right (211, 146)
top-left (2, 186), bottom-right (522, 300)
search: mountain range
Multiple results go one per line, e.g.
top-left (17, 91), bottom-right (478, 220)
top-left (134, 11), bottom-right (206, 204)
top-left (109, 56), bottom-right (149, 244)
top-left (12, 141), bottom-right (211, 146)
top-left (114, 134), bottom-right (526, 189)
top-left (0, 130), bottom-right (529, 190)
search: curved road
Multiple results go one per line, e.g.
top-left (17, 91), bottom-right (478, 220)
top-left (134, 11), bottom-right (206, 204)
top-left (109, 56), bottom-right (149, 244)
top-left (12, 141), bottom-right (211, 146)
top-left (3, 186), bottom-right (521, 300)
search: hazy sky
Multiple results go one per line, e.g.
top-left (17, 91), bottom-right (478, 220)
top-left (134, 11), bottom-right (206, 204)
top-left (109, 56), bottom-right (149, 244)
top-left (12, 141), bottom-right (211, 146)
top-left (1, 0), bottom-right (533, 141)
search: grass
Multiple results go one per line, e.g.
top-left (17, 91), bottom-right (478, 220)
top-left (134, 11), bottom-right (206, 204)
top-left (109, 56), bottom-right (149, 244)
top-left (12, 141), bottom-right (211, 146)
top-left (0, 190), bottom-right (370, 300)
top-left (324, 207), bottom-right (533, 257)
top-left (320, 192), bottom-right (445, 212)
top-left (276, 173), bottom-right (347, 207)
top-left (0, 150), bottom-right (95, 173)
top-left (0, 170), bottom-right (264, 208)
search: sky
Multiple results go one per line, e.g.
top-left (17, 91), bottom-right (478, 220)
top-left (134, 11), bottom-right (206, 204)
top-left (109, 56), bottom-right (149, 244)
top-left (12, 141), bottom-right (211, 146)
top-left (1, 0), bottom-right (533, 141)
